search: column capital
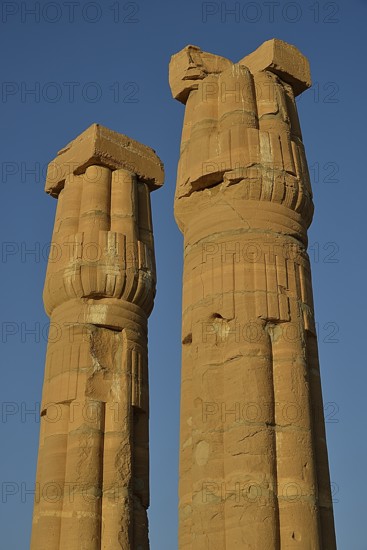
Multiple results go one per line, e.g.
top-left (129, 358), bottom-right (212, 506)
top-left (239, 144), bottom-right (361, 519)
top-left (45, 123), bottom-right (164, 197)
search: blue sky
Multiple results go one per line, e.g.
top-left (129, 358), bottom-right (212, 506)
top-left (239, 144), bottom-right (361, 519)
top-left (0, 0), bottom-right (365, 548)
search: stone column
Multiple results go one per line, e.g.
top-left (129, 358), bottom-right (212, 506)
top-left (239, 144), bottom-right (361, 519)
top-left (169, 39), bottom-right (336, 549)
top-left (30, 124), bottom-right (164, 550)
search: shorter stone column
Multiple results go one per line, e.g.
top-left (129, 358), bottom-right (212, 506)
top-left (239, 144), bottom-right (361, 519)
top-left (30, 124), bottom-right (164, 550)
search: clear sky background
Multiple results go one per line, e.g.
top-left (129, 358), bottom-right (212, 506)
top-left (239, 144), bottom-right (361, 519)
top-left (0, 0), bottom-right (365, 548)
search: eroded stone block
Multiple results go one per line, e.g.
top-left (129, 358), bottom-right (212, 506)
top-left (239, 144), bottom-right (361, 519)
top-left (240, 38), bottom-right (311, 96)
top-left (169, 45), bottom-right (232, 104)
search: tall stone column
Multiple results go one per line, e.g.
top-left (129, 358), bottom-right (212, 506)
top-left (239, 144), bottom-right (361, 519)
top-left (169, 39), bottom-right (336, 549)
top-left (30, 124), bottom-right (164, 550)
